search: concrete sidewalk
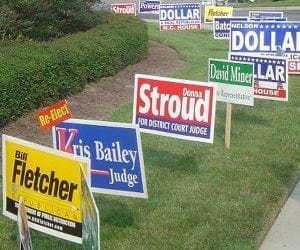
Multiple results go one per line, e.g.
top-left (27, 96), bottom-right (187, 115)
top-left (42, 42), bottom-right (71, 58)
top-left (260, 179), bottom-right (300, 250)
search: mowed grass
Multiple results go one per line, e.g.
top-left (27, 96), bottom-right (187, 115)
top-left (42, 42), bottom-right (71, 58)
top-left (1, 23), bottom-right (300, 249)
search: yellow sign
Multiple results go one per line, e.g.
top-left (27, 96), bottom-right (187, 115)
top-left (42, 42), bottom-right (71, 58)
top-left (204, 6), bottom-right (233, 23)
top-left (2, 135), bottom-right (90, 244)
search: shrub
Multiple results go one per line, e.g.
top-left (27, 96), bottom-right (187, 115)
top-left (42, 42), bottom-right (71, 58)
top-left (0, 0), bottom-right (102, 40)
top-left (0, 14), bottom-right (148, 126)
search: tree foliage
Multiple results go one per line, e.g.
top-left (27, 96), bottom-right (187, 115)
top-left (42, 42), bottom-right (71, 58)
top-left (0, 0), bottom-right (102, 40)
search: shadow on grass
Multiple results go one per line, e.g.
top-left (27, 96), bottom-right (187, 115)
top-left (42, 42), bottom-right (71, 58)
top-left (95, 197), bottom-right (134, 227)
top-left (144, 147), bottom-right (198, 173)
top-left (233, 109), bottom-right (268, 126)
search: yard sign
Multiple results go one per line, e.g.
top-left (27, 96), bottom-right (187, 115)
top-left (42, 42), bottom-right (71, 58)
top-left (208, 58), bottom-right (254, 106)
top-left (214, 16), bottom-right (248, 40)
top-left (229, 54), bottom-right (288, 101)
top-left (230, 21), bottom-right (300, 74)
top-left (111, 3), bottom-right (136, 15)
top-left (2, 135), bottom-right (90, 244)
top-left (159, 3), bottom-right (201, 31)
top-left (53, 119), bottom-right (148, 199)
top-left (133, 74), bottom-right (216, 143)
top-left (138, 0), bottom-right (160, 14)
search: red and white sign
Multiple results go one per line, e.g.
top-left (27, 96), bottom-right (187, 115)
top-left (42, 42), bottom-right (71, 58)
top-left (288, 60), bottom-right (300, 74)
top-left (111, 3), bottom-right (136, 16)
top-left (133, 74), bottom-right (216, 143)
top-left (37, 99), bottom-right (72, 131)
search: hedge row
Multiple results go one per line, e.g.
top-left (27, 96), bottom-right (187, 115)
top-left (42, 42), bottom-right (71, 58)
top-left (0, 14), bottom-right (149, 126)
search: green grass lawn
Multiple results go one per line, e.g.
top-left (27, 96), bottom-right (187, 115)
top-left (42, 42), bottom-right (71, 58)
top-left (1, 24), bottom-right (299, 249)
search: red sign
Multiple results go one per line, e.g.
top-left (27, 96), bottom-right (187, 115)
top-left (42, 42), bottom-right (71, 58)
top-left (111, 3), bottom-right (136, 16)
top-left (37, 99), bottom-right (72, 131)
top-left (288, 60), bottom-right (300, 75)
top-left (133, 74), bottom-right (216, 143)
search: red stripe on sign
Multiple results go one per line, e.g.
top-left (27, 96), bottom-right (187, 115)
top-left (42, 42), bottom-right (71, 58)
top-left (91, 169), bottom-right (110, 176)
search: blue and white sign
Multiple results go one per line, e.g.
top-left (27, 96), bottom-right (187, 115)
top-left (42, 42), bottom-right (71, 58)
top-left (229, 54), bottom-right (288, 101)
top-left (214, 16), bottom-right (248, 39)
top-left (250, 17), bottom-right (287, 22)
top-left (52, 119), bottom-right (148, 199)
top-left (159, 3), bottom-right (201, 31)
top-left (230, 21), bottom-right (300, 61)
top-left (249, 11), bottom-right (283, 20)
top-left (138, 0), bottom-right (160, 14)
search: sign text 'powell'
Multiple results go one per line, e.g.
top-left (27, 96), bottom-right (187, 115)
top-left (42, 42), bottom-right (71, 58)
top-left (133, 74), bottom-right (216, 143)
top-left (139, 0), bottom-right (160, 14)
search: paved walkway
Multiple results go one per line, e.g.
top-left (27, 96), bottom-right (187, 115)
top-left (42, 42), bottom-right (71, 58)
top-left (260, 179), bottom-right (300, 250)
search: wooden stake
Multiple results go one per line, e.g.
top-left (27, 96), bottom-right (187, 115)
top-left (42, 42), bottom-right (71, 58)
top-left (225, 103), bottom-right (232, 148)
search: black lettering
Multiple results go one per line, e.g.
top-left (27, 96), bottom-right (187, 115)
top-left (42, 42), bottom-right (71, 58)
top-left (33, 167), bottom-right (41, 191)
top-left (12, 159), bottom-right (25, 184)
top-left (48, 171), bottom-right (59, 197)
top-left (68, 183), bottom-right (78, 202)
top-left (39, 174), bottom-right (49, 194)
top-left (24, 169), bottom-right (34, 188)
top-left (12, 161), bottom-right (78, 202)
top-left (59, 180), bottom-right (69, 200)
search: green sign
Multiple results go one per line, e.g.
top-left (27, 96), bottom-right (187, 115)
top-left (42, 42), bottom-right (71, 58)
top-left (208, 58), bottom-right (254, 106)
top-left (209, 59), bottom-right (253, 86)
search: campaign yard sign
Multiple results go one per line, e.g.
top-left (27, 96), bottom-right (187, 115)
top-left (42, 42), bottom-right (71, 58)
top-left (111, 3), bottom-right (136, 15)
top-left (229, 21), bottom-right (300, 73)
top-left (37, 99), bottom-right (72, 132)
top-left (208, 59), bottom-right (254, 106)
top-left (289, 60), bottom-right (300, 74)
top-left (229, 54), bottom-right (288, 101)
top-left (133, 74), bottom-right (217, 143)
top-left (204, 6), bottom-right (233, 23)
top-left (248, 11), bottom-right (283, 20)
top-left (53, 119), bottom-right (147, 199)
top-left (159, 3), bottom-right (201, 31)
top-left (138, 0), bottom-right (160, 14)
top-left (81, 168), bottom-right (100, 250)
top-left (2, 135), bottom-right (90, 244)
top-left (214, 16), bottom-right (248, 39)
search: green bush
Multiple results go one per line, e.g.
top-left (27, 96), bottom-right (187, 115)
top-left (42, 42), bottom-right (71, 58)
top-left (0, 14), bottom-right (149, 126)
top-left (0, 0), bottom-right (101, 40)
